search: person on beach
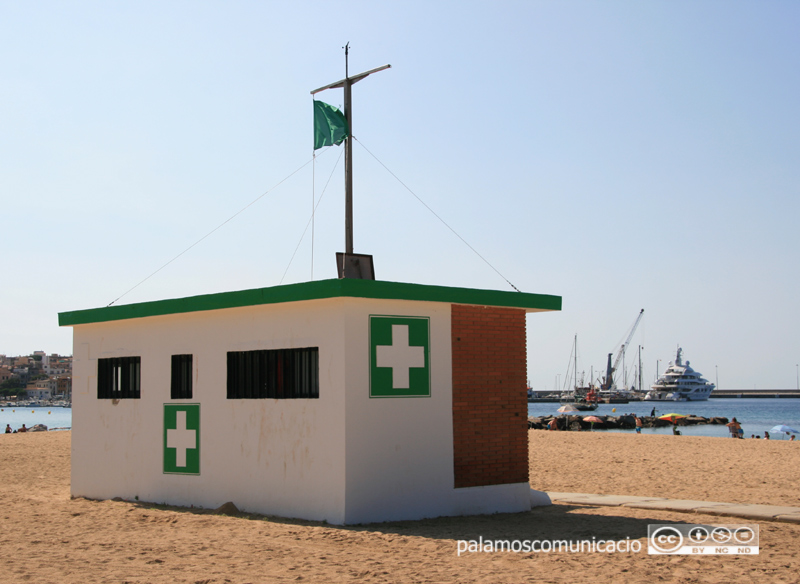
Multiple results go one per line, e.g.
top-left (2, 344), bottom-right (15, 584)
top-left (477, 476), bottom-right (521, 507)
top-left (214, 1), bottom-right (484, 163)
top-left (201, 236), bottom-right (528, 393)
top-left (764, 431), bottom-right (770, 440)
top-left (791, 435), bottom-right (796, 441)
top-left (18, 424), bottom-right (27, 433)
top-left (727, 418), bottom-right (741, 439)
top-left (650, 407), bottom-right (656, 417)
top-left (548, 418), bottom-right (558, 431)
top-left (635, 416), bottom-right (642, 434)
top-left (4, 424), bottom-right (11, 434)
top-left (672, 424), bottom-right (681, 436)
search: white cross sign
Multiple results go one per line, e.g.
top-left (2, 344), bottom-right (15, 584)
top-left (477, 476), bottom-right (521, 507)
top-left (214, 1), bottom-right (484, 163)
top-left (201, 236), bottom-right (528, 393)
top-left (376, 324), bottom-right (426, 388)
top-left (167, 410), bottom-right (196, 467)
top-left (370, 315), bottom-right (430, 397)
top-left (164, 404), bottom-right (200, 475)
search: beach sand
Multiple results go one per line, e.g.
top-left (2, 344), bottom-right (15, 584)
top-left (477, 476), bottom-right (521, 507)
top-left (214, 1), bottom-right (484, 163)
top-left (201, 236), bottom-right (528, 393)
top-left (1, 430), bottom-right (798, 583)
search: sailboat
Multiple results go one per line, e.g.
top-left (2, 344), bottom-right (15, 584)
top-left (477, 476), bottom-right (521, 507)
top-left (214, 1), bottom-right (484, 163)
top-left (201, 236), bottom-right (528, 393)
top-left (559, 334), bottom-right (599, 411)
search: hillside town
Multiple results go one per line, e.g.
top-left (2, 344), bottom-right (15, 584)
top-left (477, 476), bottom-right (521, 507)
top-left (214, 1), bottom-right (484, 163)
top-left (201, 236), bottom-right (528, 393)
top-left (0, 352), bottom-right (72, 405)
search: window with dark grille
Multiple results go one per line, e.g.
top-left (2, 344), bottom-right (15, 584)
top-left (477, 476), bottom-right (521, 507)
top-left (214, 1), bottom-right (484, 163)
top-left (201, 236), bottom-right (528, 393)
top-left (171, 354), bottom-right (193, 399)
top-left (97, 356), bottom-right (141, 399)
top-left (227, 348), bottom-right (319, 399)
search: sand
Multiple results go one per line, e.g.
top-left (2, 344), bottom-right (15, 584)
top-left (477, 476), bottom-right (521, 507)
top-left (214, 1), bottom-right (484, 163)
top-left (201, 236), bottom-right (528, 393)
top-left (1, 430), bottom-right (798, 583)
top-left (530, 431), bottom-right (800, 507)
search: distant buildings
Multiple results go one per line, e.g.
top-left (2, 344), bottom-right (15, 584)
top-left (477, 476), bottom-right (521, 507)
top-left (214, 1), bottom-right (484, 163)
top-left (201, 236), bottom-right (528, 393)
top-left (0, 352), bottom-right (72, 400)
top-left (0, 367), bottom-right (12, 383)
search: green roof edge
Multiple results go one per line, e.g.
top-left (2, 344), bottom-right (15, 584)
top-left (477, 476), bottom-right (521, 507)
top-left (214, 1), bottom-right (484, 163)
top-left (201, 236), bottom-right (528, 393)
top-left (58, 279), bottom-right (562, 326)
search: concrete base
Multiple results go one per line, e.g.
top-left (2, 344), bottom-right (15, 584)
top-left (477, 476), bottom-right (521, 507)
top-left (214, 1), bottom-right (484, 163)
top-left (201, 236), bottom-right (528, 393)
top-left (529, 489), bottom-right (551, 508)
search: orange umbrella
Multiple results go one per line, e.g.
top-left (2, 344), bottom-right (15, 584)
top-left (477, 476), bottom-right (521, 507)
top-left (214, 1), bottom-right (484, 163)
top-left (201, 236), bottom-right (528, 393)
top-left (583, 415), bottom-right (603, 431)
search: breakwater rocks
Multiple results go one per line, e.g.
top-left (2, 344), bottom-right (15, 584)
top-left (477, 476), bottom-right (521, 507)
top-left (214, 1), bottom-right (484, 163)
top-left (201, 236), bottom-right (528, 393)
top-left (528, 414), bottom-right (730, 431)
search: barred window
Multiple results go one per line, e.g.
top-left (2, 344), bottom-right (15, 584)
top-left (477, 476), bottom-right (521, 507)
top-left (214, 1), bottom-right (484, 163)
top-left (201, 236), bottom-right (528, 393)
top-left (97, 357), bottom-right (141, 399)
top-left (171, 354), bottom-right (193, 400)
top-left (227, 348), bottom-right (319, 399)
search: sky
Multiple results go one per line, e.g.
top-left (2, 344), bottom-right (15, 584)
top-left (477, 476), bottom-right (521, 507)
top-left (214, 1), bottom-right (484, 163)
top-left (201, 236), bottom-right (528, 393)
top-left (1, 1), bottom-right (799, 390)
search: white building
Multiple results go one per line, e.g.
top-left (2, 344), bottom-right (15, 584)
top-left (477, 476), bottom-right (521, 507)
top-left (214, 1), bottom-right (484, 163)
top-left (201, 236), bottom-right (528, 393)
top-left (26, 387), bottom-right (52, 400)
top-left (59, 279), bottom-right (560, 524)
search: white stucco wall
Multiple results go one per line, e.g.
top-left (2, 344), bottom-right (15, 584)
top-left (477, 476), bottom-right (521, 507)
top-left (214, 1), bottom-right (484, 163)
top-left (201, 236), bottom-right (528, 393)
top-left (71, 297), bottom-right (348, 523)
top-left (70, 295), bottom-right (530, 524)
top-left (342, 298), bottom-right (453, 523)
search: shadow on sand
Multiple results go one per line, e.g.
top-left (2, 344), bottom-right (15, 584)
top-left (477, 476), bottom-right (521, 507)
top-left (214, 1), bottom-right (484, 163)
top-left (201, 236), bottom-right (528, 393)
top-left (85, 496), bottom-right (695, 543)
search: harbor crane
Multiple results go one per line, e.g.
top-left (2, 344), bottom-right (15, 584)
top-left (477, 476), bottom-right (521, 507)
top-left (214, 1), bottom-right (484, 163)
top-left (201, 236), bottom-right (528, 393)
top-left (600, 309), bottom-right (644, 391)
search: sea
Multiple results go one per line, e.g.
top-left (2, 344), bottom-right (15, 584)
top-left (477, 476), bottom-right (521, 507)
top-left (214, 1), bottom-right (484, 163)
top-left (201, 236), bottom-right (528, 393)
top-left (1, 406), bottom-right (72, 432)
top-left (529, 398), bottom-right (800, 438)
top-left (1, 399), bottom-right (799, 439)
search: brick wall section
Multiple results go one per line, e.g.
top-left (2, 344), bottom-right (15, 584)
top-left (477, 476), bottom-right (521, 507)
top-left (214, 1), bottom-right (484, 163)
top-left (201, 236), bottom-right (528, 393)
top-left (451, 304), bottom-right (528, 489)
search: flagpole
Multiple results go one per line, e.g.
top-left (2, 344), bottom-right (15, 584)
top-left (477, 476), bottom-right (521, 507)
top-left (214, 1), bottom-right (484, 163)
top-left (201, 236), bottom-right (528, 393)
top-left (310, 52), bottom-right (390, 260)
top-left (344, 43), bottom-right (354, 255)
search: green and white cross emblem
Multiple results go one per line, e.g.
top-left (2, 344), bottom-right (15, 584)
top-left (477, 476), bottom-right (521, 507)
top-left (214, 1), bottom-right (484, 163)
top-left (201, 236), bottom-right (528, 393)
top-left (163, 403), bottom-right (200, 475)
top-left (370, 315), bottom-right (430, 397)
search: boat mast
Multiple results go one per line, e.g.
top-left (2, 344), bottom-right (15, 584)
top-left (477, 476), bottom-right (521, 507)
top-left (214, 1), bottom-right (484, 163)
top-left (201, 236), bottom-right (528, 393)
top-left (638, 345), bottom-right (643, 392)
top-left (574, 333), bottom-right (578, 390)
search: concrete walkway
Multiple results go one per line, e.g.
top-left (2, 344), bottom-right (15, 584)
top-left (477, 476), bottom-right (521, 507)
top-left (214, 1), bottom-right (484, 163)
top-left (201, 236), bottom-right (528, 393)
top-left (547, 492), bottom-right (800, 524)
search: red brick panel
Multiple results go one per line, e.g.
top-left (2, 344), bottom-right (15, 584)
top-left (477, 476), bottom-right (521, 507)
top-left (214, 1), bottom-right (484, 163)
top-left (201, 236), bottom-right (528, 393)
top-left (451, 304), bottom-right (528, 488)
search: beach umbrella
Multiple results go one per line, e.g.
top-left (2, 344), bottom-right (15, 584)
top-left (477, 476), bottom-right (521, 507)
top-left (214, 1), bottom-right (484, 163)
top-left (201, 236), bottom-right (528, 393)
top-left (769, 425), bottom-right (799, 438)
top-left (658, 413), bottom-right (686, 423)
top-left (583, 415), bottom-right (603, 431)
top-left (557, 405), bottom-right (580, 413)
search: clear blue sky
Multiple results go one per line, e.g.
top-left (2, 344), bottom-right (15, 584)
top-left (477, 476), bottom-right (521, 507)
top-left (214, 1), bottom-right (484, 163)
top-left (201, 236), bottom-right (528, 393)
top-left (2, 1), bottom-right (798, 389)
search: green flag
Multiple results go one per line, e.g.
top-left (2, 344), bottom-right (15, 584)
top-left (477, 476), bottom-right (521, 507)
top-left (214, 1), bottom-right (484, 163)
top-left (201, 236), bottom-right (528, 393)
top-left (313, 100), bottom-right (349, 150)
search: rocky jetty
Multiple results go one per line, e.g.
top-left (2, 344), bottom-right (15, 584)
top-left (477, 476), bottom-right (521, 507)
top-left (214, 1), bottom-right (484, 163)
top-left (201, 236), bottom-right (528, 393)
top-left (527, 414), bottom-right (729, 431)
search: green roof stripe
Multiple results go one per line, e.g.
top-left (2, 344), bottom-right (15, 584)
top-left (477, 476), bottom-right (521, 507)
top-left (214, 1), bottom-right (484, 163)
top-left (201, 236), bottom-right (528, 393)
top-left (58, 279), bottom-right (561, 326)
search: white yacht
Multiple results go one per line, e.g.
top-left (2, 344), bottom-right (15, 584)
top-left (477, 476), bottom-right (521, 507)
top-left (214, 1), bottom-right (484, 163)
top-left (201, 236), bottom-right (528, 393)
top-left (644, 347), bottom-right (715, 401)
